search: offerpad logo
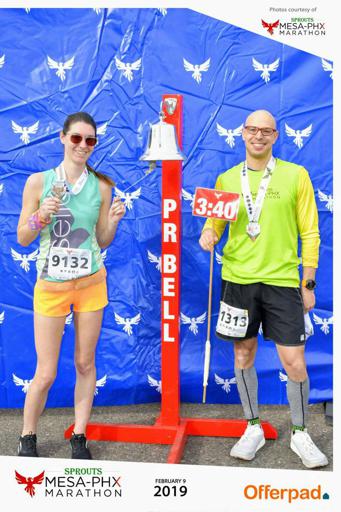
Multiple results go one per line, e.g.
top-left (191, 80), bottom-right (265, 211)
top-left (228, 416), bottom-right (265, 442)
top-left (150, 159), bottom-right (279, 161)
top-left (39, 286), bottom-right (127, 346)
top-left (261, 19), bottom-right (280, 35)
top-left (15, 470), bottom-right (45, 497)
top-left (244, 484), bottom-right (330, 503)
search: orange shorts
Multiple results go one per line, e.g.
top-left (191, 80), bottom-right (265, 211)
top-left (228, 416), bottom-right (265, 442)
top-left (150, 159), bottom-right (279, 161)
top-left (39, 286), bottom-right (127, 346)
top-left (33, 267), bottom-right (108, 317)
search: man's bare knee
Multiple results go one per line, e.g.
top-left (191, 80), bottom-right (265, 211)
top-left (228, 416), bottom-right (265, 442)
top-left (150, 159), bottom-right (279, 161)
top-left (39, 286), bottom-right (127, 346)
top-left (234, 337), bottom-right (257, 369)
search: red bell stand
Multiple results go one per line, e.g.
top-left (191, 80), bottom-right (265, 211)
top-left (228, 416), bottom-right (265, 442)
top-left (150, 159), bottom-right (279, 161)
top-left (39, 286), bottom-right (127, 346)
top-left (64, 94), bottom-right (277, 463)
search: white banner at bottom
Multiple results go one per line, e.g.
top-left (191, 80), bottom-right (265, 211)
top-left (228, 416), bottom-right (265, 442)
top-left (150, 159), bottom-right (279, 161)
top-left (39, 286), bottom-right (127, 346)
top-left (0, 455), bottom-right (337, 512)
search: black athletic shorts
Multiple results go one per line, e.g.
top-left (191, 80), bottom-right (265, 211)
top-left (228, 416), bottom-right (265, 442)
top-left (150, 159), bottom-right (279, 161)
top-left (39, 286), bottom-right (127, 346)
top-left (217, 280), bottom-right (306, 346)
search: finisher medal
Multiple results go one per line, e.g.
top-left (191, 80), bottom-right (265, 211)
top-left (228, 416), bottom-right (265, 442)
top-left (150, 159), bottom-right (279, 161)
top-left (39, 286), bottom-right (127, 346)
top-left (51, 180), bottom-right (67, 200)
top-left (246, 221), bottom-right (261, 241)
top-left (241, 156), bottom-right (276, 243)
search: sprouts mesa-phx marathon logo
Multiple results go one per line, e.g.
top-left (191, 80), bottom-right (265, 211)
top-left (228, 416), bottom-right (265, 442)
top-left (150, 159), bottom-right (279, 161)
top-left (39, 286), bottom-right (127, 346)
top-left (261, 11), bottom-right (326, 36)
top-left (244, 484), bottom-right (330, 503)
top-left (14, 467), bottom-right (122, 498)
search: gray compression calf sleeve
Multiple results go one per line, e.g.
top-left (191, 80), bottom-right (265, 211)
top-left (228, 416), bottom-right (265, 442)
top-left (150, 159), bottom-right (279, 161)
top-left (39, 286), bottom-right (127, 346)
top-left (234, 366), bottom-right (259, 420)
top-left (286, 377), bottom-right (310, 427)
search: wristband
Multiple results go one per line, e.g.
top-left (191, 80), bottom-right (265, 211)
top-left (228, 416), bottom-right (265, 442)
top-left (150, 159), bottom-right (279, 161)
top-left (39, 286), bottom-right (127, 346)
top-left (37, 209), bottom-right (52, 225)
top-left (28, 210), bottom-right (52, 231)
top-left (28, 212), bottom-right (43, 231)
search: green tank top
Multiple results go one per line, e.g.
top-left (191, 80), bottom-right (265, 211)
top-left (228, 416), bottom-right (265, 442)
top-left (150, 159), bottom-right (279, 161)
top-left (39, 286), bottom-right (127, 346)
top-left (36, 168), bottom-right (103, 282)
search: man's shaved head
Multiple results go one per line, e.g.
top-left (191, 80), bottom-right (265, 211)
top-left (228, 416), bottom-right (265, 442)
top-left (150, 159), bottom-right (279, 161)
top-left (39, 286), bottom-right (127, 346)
top-left (242, 110), bottom-right (278, 165)
top-left (245, 110), bottom-right (277, 129)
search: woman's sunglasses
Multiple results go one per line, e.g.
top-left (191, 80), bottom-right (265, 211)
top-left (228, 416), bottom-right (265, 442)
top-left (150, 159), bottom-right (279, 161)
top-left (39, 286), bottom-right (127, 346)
top-left (69, 134), bottom-right (97, 147)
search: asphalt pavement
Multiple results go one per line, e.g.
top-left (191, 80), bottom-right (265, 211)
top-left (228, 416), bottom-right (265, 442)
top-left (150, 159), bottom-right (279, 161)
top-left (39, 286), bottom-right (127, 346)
top-left (0, 402), bottom-right (332, 471)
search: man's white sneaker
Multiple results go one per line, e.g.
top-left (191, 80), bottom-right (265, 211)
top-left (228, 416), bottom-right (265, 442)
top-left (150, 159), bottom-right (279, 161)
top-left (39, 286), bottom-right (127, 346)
top-left (290, 429), bottom-right (328, 469)
top-left (230, 424), bottom-right (265, 461)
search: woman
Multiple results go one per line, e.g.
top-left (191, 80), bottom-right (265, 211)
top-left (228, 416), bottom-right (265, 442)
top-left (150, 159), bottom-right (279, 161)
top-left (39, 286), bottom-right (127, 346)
top-left (16, 112), bottom-right (125, 459)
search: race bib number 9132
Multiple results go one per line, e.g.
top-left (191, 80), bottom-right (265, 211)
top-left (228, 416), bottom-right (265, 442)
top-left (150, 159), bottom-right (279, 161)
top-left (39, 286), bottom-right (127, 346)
top-left (48, 247), bottom-right (92, 280)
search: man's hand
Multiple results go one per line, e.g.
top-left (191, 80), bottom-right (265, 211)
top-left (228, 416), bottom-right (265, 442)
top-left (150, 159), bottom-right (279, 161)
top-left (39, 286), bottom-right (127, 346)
top-left (199, 228), bottom-right (218, 251)
top-left (301, 287), bottom-right (315, 313)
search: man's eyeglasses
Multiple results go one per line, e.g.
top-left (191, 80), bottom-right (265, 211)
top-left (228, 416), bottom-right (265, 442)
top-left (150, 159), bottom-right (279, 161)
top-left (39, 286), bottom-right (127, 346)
top-left (69, 134), bottom-right (97, 147)
top-left (244, 126), bottom-right (277, 136)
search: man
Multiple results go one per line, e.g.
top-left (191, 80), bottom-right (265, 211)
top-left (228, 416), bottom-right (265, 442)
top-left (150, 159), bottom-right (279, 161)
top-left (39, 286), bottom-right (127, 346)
top-left (199, 110), bottom-right (328, 469)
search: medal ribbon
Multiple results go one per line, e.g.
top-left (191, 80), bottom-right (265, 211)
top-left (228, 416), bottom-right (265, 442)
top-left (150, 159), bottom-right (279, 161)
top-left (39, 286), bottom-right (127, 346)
top-left (241, 156), bottom-right (276, 226)
top-left (56, 163), bottom-right (89, 196)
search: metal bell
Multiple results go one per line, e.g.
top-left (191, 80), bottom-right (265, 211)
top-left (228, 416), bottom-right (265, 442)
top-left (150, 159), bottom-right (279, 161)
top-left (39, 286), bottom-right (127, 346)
top-left (140, 114), bottom-right (185, 162)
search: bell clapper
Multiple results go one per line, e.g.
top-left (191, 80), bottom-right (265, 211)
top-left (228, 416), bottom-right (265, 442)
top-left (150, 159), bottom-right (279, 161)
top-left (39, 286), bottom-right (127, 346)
top-left (145, 161), bottom-right (157, 175)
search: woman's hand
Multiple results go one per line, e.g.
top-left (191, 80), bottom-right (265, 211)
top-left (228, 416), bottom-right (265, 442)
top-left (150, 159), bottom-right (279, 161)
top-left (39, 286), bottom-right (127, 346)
top-left (39, 197), bottom-right (61, 221)
top-left (108, 197), bottom-right (126, 224)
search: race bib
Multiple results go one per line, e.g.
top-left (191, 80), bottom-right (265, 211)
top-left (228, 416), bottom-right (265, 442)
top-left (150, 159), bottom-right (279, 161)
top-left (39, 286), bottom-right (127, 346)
top-left (48, 247), bottom-right (92, 280)
top-left (216, 301), bottom-right (249, 338)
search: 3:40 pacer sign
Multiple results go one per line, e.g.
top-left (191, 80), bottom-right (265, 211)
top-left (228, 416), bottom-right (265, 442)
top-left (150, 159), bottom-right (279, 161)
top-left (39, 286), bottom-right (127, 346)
top-left (193, 187), bottom-right (240, 221)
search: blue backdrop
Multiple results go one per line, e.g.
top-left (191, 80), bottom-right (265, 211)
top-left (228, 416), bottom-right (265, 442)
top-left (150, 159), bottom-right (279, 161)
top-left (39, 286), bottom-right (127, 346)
top-left (0, 8), bottom-right (333, 408)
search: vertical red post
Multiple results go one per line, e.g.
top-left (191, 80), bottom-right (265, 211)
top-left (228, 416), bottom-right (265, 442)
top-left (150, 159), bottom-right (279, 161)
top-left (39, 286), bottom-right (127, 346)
top-left (159, 94), bottom-right (183, 426)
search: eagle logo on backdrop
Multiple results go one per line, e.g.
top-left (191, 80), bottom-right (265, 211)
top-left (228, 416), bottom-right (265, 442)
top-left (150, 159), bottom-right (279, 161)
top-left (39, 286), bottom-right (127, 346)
top-left (317, 190), bottom-right (333, 212)
top-left (115, 187), bottom-right (141, 210)
top-left (285, 123), bottom-right (312, 149)
top-left (214, 374), bottom-right (236, 395)
top-left (261, 19), bottom-right (280, 35)
top-left (15, 471), bottom-right (45, 497)
top-left (114, 312), bottom-right (141, 336)
top-left (0, 54), bottom-right (5, 68)
top-left (114, 56), bottom-right (142, 82)
top-left (94, 375), bottom-right (107, 396)
top-left (147, 375), bottom-right (162, 393)
top-left (62, 312), bottom-right (73, 335)
top-left (47, 56), bottom-right (75, 81)
top-left (216, 123), bottom-right (243, 148)
top-left (180, 312), bottom-right (207, 335)
top-left (147, 250), bottom-right (162, 271)
top-left (181, 188), bottom-right (195, 207)
top-left (279, 370), bottom-right (288, 383)
top-left (11, 248), bottom-right (39, 272)
top-left (12, 374), bottom-right (33, 393)
top-left (11, 121), bottom-right (39, 145)
top-left (65, 312), bottom-right (73, 325)
top-left (183, 58), bottom-right (211, 84)
top-left (312, 313), bottom-right (333, 335)
top-left (215, 251), bottom-right (223, 265)
top-left (157, 8), bottom-right (168, 16)
top-left (97, 122), bottom-right (108, 136)
top-left (321, 58), bottom-right (333, 79)
top-left (252, 58), bottom-right (280, 83)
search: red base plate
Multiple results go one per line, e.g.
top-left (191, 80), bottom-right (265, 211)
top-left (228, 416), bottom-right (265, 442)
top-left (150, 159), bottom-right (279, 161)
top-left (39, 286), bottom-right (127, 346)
top-left (65, 417), bottom-right (277, 464)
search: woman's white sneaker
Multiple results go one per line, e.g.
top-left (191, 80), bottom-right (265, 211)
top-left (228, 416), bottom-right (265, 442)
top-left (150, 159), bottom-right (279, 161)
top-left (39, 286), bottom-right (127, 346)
top-left (230, 424), bottom-right (265, 460)
top-left (290, 429), bottom-right (328, 468)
